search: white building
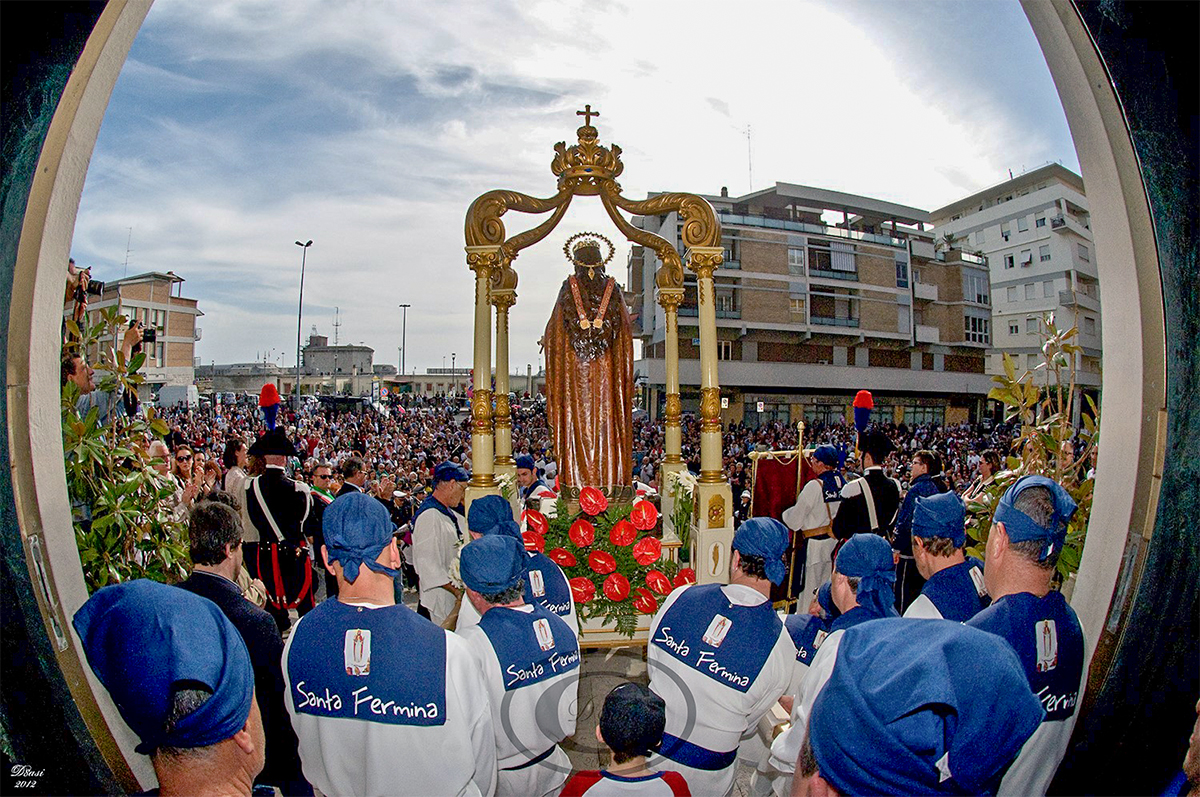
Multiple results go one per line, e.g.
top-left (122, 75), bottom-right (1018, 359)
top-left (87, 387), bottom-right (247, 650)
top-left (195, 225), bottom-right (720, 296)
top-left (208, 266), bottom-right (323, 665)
top-left (930, 164), bottom-right (1102, 398)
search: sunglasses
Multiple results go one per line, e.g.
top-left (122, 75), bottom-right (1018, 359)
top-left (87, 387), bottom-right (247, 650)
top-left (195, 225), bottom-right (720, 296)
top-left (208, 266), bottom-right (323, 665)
top-left (176, 454), bottom-right (193, 461)
top-left (314, 473), bottom-right (332, 480)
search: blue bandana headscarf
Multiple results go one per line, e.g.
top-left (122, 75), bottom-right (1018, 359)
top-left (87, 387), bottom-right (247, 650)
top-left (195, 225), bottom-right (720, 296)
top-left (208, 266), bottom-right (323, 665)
top-left (809, 618), bottom-right (1045, 795)
top-left (913, 492), bottom-right (967, 547)
top-left (73, 580), bottom-right (254, 755)
top-left (461, 535), bottom-right (527, 594)
top-left (467, 494), bottom-right (523, 542)
top-left (817, 580), bottom-right (841, 620)
top-left (993, 475), bottom-right (1077, 560)
top-left (812, 445), bottom-right (839, 468)
top-left (323, 492), bottom-right (398, 582)
top-left (834, 534), bottom-right (898, 618)
top-left (515, 454), bottom-right (536, 471)
top-left (732, 517), bottom-right (790, 585)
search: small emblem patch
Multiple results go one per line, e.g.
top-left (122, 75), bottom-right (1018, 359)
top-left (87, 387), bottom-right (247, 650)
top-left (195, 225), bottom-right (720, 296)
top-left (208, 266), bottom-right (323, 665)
top-left (702, 614), bottom-right (733, 648)
top-left (529, 569), bottom-right (546, 597)
top-left (969, 567), bottom-right (987, 597)
top-left (533, 617), bottom-right (555, 652)
top-left (813, 629), bottom-right (828, 649)
top-left (344, 629), bottom-right (371, 676)
top-left (1035, 619), bottom-right (1058, 672)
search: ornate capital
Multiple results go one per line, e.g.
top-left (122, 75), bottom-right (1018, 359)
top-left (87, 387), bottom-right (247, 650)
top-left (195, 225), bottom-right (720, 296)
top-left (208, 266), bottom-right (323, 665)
top-left (490, 288), bottom-right (517, 311)
top-left (466, 246), bottom-right (503, 277)
top-left (471, 388), bottom-right (494, 433)
top-left (664, 392), bottom-right (682, 426)
top-left (493, 392), bottom-right (511, 428)
top-left (657, 288), bottom-right (685, 313)
top-left (687, 246), bottom-right (724, 280)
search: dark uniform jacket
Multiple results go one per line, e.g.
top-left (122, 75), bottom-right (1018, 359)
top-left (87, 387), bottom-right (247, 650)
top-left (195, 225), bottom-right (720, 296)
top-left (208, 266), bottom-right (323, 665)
top-left (245, 466), bottom-right (310, 547)
top-left (832, 466), bottom-right (902, 541)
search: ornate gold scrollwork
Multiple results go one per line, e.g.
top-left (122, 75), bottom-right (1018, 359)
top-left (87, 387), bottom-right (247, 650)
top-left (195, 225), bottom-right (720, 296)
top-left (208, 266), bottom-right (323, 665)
top-left (493, 391), bottom-right (511, 429)
top-left (664, 393), bottom-right (683, 425)
top-left (466, 247), bottom-right (502, 278)
top-left (490, 264), bottom-right (519, 299)
top-left (699, 386), bottom-right (722, 433)
top-left (551, 124), bottom-right (624, 195)
top-left (471, 388), bottom-right (493, 433)
top-left (657, 289), bottom-right (684, 313)
top-left (707, 494), bottom-right (726, 529)
top-left (687, 247), bottom-right (724, 280)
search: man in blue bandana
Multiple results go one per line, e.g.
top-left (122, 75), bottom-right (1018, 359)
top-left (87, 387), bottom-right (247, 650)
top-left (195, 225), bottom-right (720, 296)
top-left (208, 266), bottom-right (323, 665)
top-left (903, 492), bottom-right (990, 622)
top-left (647, 517), bottom-right (798, 796)
top-left (456, 535), bottom-right (581, 797)
top-left (454, 494), bottom-right (578, 633)
top-left (768, 534), bottom-right (898, 795)
top-left (73, 580), bottom-right (266, 797)
top-left (783, 445), bottom-right (845, 606)
top-left (283, 492), bottom-right (495, 797)
top-left (516, 454), bottom-right (556, 505)
top-left (793, 618), bottom-right (1044, 796)
top-left (411, 461), bottom-right (469, 626)
top-left (968, 475), bottom-right (1086, 796)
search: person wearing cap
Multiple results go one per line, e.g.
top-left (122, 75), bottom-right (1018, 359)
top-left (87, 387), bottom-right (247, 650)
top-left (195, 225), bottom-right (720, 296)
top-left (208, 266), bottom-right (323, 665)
top-left (73, 580), bottom-right (266, 797)
top-left (792, 618), bottom-right (1045, 796)
top-left (903, 492), bottom-right (989, 622)
top-left (892, 450), bottom-right (951, 613)
top-left (831, 430), bottom-right (901, 544)
top-left (283, 492), bottom-right (496, 797)
top-left (516, 454), bottom-right (556, 505)
top-left (455, 494), bottom-right (578, 633)
top-left (243, 428), bottom-right (315, 632)
top-left (782, 445), bottom-right (845, 606)
top-left (455, 535), bottom-right (580, 796)
top-left (734, 489), bottom-right (752, 529)
top-left (767, 534), bottom-right (898, 795)
top-left (561, 683), bottom-right (691, 796)
top-left (967, 475), bottom-right (1086, 796)
top-left (411, 461), bottom-right (470, 626)
top-left (647, 517), bottom-right (798, 796)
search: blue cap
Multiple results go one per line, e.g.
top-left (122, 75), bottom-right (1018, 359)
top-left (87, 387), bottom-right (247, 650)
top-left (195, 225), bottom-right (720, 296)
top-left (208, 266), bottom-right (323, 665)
top-left (73, 580), bottom-right (253, 755)
top-left (812, 445), bottom-right (839, 468)
top-left (467, 494), bottom-right (523, 542)
top-left (912, 492), bottom-right (967, 547)
top-left (433, 461), bottom-right (470, 484)
top-left (460, 535), bottom-right (527, 594)
top-left (817, 580), bottom-right (840, 619)
top-left (732, 517), bottom-right (789, 585)
top-left (323, 492), bottom-right (398, 582)
top-left (834, 534), bottom-right (898, 618)
top-left (994, 475), bottom-right (1077, 561)
top-left (515, 455), bottom-right (536, 471)
top-left (809, 618), bottom-right (1045, 794)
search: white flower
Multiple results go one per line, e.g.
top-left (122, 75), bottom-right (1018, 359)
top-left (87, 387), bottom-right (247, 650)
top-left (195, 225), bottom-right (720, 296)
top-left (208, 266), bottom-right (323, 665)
top-left (447, 538), bottom-right (467, 589)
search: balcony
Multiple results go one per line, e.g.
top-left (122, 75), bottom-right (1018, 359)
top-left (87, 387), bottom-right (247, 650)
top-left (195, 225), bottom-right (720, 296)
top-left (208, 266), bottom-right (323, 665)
top-left (1059, 290), bottom-right (1101, 312)
top-left (913, 281), bottom-right (938, 301)
top-left (810, 316), bottom-right (860, 329)
top-left (808, 268), bottom-right (859, 282)
top-left (717, 211), bottom-right (905, 248)
top-left (677, 306), bottom-right (741, 319)
top-left (915, 324), bottom-right (941, 343)
top-left (1050, 214), bottom-right (1091, 238)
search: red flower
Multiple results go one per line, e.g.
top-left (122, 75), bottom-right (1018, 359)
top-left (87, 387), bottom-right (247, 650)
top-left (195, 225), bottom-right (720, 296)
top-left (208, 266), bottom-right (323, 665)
top-left (569, 518), bottom-right (596, 547)
top-left (674, 568), bottom-right (697, 587)
top-left (588, 550), bottom-right (616, 574)
top-left (547, 548), bottom-right (577, 568)
top-left (522, 531), bottom-right (545, 553)
top-left (609, 519), bottom-right (637, 547)
top-left (630, 500), bottom-right (659, 531)
top-left (646, 569), bottom-right (672, 596)
top-left (579, 487), bottom-right (608, 516)
top-left (569, 577), bottom-right (596, 604)
top-left (524, 510), bottom-right (549, 535)
top-left (603, 573), bottom-right (631, 602)
top-left (632, 537), bottom-right (662, 565)
top-left (633, 587), bottom-right (658, 614)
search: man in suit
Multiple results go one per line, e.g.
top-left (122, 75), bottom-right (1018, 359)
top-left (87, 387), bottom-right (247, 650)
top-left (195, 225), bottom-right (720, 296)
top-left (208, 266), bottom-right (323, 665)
top-left (832, 430), bottom-right (902, 546)
top-left (177, 499), bottom-right (310, 796)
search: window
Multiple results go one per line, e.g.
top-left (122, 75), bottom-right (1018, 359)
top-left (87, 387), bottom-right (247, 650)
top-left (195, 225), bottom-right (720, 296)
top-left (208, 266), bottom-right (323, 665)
top-left (722, 237), bottom-right (739, 265)
top-left (810, 288), bottom-right (859, 326)
top-left (787, 247), bottom-right (804, 275)
top-left (1039, 244), bottom-right (1051, 262)
top-left (963, 272), bottom-right (989, 304)
top-left (1077, 243), bottom-right (1090, 262)
top-left (718, 340), bottom-right (733, 360)
top-left (1008, 321), bottom-right (1020, 335)
top-left (898, 305), bottom-right (910, 333)
top-left (1026, 317), bottom-right (1038, 333)
top-left (830, 241), bottom-right (855, 273)
top-left (904, 406), bottom-right (946, 426)
top-left (1007, 286), bottom-right (1017, 302)
top-left (1043, 280), bottom-right (1054, 297)
top-left (895, 252), bottom-right (909, 287)
top-left (1020, 249), bottom-right (1033, 266)
top-left (1017, 216), bottom-right (1029, 232)
top-left (1035, 215), bottom-right (1046, 228)
top-left (1084, 316), bottom-right (1097, 336)
top-left (1025, 283), bottom-right (1036, 300)
top-left (154, 341), bottom-right (165, 367)
top-left (964, 310), bottom-right (991, 344)
top-left (807, 240), bottom-right (832, 272)
top-left (1004, 254), bottom-right (1015, 269)
top-left (716, 292), bottom-right (735, 314)
top-left (790, 298), bottom-right (804, 314)
top-left (1000, 222), bottom-right (1010, 240)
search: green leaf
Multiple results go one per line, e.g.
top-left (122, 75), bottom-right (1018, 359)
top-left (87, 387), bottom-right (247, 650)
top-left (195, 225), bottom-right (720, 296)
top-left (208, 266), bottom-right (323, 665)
top-left (127, 352), bottom-right (146, 373)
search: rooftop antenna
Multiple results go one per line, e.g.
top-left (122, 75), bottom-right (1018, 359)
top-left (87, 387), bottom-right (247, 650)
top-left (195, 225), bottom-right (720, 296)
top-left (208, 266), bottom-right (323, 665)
top-left (122, 227), bottom-right (133, 277)
top-left (745, 125), bottom-right (754, 191)
top-left (333, 307), bottom-right (342, 345)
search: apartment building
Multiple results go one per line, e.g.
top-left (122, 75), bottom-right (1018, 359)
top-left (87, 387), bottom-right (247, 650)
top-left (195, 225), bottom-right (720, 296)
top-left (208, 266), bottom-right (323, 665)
top-left (628, 183), bottom-right (995, 428)
top-left (930, 164), bottom-right (1102, 400)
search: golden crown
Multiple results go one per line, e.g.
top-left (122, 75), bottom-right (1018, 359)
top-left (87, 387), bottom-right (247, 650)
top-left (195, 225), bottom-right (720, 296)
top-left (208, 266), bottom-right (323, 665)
top-left (551, 105), bottom-right (624, 195)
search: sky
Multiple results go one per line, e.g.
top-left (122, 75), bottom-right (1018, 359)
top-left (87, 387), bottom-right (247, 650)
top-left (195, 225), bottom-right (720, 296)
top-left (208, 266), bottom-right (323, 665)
top-left (72, 0), bottom-right (1079, 375)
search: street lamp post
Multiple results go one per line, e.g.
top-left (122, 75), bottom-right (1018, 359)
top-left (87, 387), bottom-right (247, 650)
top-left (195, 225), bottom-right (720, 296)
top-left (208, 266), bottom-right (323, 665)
top-left (451, 352), bottom-right (457, 396)
top-left (398, 303), bottom-right (411, 375)
top-left (294, 239), bottom-right (312, 410)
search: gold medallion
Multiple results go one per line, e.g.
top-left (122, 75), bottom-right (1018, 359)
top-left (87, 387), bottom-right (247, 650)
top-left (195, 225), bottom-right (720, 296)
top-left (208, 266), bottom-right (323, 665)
top-left (579, 319), bottom-right (590, 330)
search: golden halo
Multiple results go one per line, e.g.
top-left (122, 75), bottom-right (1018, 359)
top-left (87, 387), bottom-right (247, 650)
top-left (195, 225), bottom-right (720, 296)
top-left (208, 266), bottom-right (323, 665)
top-left (563, 231), bottom-right (615, 268)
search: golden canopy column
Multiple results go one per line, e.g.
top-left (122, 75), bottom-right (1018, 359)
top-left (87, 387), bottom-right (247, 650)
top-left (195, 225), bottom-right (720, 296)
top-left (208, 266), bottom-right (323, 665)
top-left (657, 287), bottom-right (686, 542)
top-left (491, 266), bottom-right (518, 509)
top-left (688, 246), bottom-right (734, 584)
top-left (465, 245), bottom-right (500, 507)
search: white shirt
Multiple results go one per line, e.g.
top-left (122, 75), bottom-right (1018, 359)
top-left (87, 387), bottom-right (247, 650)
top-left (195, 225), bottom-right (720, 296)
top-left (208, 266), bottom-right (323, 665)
top-left (768, 628), bottom-right (844, 780)
top-left (413, 503), bottom-right (466, 625)
top-left (781, 479), bottom-right (839, 533)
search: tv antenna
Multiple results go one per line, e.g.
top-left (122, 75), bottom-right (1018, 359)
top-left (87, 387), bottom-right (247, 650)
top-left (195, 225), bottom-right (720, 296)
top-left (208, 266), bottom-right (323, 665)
top-left (122, 227), bottom-right (133, 277)
top-left (333, 307), bottom-right (342, 345)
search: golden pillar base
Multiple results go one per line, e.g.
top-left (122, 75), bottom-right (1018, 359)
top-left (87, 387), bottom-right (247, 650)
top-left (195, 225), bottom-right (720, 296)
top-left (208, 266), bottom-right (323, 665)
top-left (465, 483), bottom-right (502, 514)
top-left (691, 480), bottom-right (734, 585)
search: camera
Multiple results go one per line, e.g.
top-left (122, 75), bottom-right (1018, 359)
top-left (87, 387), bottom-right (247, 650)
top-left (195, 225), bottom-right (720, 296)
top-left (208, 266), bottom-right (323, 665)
top-left (73, 271), bottom-right (105, 302)
top-left (142, 326), bottom-right (157, 344)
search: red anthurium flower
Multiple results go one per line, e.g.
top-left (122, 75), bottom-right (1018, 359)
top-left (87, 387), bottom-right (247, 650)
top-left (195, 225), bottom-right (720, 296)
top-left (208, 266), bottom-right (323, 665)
top-left (646, 570), bottom-right (672, 596)
top-left (603, 573), bottom-right (631, 602)
top-left (633, 587), bottom-right (658, 614)
top-left (568, 518), bottom-right (596, 547)
top-left (524, 510), bottom-right (549, 535)
top-left (522, 531), bottom-right (545, 553)
top-left (579, 487), bottom-right (608, 516)
top-left (674, 568), bottom-right (697, 587)
top-left (630, 500), bottom-right (659, 531)
top-left (632, 537), bottom-right (662, 565)
top-left (547, 548), bottom-right (577, 568)
top-left (609, 519), bottom-right (637, 547)
top-left (588, 550), bottom-right (616, 574)
top-left (569, 577), bottom-right (596, 604)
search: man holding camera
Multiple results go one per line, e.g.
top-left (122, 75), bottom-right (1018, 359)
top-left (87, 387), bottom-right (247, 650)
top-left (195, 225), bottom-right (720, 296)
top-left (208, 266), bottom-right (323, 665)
top-left (61, 319), bottom-right (144, 427)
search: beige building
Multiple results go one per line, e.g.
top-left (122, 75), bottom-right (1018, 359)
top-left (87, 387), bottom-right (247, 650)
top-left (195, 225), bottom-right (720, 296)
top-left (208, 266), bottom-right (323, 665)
top-left (629, 183), bottom-right (995, 427)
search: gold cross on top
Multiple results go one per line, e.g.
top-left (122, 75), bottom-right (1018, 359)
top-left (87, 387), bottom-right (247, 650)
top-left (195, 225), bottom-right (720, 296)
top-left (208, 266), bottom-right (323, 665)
top-left (577, 104), bottom-right (599, 126)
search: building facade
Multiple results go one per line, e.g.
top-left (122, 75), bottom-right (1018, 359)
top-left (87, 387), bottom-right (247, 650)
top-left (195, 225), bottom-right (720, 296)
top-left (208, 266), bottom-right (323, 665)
top-left (629, 183), bottom-right (995, 428)
top-left (930, 164), bottom-right (1102, 396)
